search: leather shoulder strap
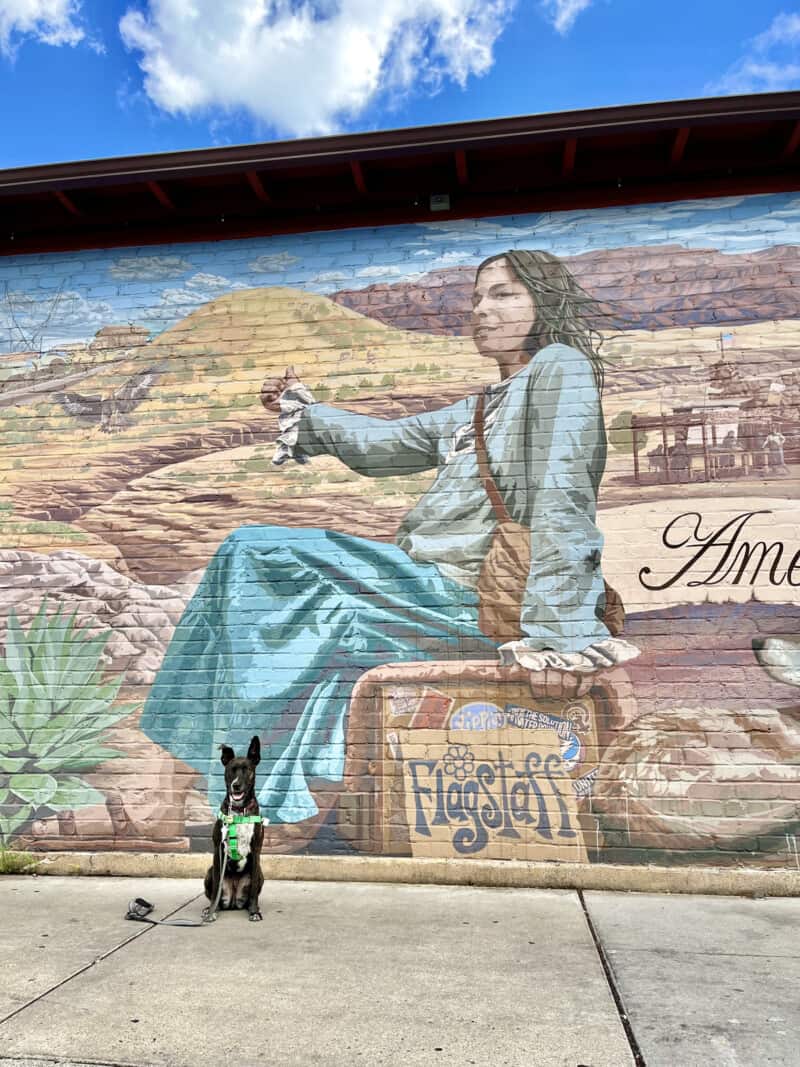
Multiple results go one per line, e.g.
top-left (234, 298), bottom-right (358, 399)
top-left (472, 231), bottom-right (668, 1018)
top-left (474, 392), bottom-right (513, 525)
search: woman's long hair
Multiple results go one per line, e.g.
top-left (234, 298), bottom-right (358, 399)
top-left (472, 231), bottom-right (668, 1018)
top-left (477, 249), bottom-right (606, 392)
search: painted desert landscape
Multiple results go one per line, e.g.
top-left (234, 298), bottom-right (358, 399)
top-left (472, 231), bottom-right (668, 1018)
top-left (0, 217), bottom-right (799, 864)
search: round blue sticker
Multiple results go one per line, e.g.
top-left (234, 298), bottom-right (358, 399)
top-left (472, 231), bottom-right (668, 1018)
top-left (449, 703), bottom-right (506, 730)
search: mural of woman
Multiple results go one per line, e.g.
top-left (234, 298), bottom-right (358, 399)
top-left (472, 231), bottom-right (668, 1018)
top-left (139, 249), bottom-right (639, 830)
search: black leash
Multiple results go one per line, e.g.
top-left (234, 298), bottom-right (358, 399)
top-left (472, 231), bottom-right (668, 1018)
top-left (124, 839), bottom-right (229, 928)
top-left (125, 897), bottom-right (209, 928)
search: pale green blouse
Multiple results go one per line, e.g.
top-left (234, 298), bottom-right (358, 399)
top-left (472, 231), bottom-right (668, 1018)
top-left (296, 343), bottom-right (610, 653)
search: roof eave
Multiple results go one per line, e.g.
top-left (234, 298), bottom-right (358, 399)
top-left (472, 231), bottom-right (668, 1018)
top-left (2, 92), bottom-right (800, 195)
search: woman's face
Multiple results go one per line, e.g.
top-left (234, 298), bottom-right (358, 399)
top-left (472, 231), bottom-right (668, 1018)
top-left (471, 258), bottom-right (537, 360)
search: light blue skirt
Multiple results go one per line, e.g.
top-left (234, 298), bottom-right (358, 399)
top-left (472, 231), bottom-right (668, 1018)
top-left (139, 526), bottom-right (497, 822)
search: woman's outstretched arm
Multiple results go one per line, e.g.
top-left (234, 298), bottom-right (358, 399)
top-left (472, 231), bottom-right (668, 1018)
top-left (296, 403), bottom-right (443, 477)
top-left (262, 368), bottom-right (444, 477)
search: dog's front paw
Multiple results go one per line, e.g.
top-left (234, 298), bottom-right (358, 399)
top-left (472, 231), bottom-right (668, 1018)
top-left (201, 907), bottom-right (217, 923)
top-left (249, 910), bottom-right (263, 922)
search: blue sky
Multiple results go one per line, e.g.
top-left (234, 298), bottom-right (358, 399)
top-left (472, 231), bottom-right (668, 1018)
top-left (1, 2), bottom-right (800, 169)
top-left (1, 190), bottom-right (799, 352)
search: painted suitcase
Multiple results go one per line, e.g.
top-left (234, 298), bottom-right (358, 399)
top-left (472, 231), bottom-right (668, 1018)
top-left (338, 660), bottom-right (636, 861)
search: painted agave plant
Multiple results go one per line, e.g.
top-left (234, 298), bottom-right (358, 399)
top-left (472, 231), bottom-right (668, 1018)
top-left (0, 601), bottom-right (136, 847)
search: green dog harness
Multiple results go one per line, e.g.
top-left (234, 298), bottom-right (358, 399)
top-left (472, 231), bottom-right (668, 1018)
top-left (220, 812), bottom-right (263, 863)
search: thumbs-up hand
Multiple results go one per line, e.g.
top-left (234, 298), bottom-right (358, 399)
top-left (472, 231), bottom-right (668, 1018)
top-left (261, 365), bottom-right (300, 412)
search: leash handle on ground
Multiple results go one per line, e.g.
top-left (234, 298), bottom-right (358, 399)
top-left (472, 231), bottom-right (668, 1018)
top-left (124, 839), bottom-right (229, 928)
top-left (125, 898), bottom-right (208, 927)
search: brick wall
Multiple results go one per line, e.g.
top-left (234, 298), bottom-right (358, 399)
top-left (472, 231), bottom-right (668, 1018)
top-left (0, 189), bottom-right (798, 869)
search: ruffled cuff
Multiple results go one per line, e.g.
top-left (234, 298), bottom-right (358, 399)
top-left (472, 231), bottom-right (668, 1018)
top-left (498, 637), bottom-right (640, 674)
top-left (272, 382), bottom-right (316, 466)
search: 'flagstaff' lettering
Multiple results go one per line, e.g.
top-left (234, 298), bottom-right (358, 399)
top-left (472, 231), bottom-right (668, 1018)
top-left (407, 750), bottom-right (576, 856)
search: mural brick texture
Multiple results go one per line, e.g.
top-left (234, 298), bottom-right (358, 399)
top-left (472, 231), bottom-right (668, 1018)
top-left (0, 190), bottom-right (799, 870)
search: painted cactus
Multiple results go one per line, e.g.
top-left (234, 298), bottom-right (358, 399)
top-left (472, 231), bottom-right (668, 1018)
top-left (0, 601), bottom-right (135, 846)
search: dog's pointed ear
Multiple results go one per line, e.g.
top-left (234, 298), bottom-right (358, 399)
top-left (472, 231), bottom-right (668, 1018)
top-left (247, 735), bottom-right (261, 766)
top-left (219, 744), bottom-right (235, 766)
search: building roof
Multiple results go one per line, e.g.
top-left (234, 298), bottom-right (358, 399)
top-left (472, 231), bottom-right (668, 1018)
top-left (1, 93), bottom-right (799, 255)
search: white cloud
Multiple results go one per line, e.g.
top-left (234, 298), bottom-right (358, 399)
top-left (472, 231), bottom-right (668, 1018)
top-left (753, 11), bottom-right (800, 51)
top-left (140, 271), bottom-right (247, 323)
top-left (158, 271), bottom-right (246, 309)
top-left (355, 264), bottom-right (409, 279)
top-left (108, 254), bottom-right (192, 281)
top-left (309, 269), bottom-right (349, 284)
top-left (720, 60), bottom-right (800, 93)
top-left (541, 0), bottom-right (593, 35)
top-left (183, 272), bottom-right (239, 290)
top-left (708, 12), bottom-right (800, 94)
top-left (249, 252), bottom-right (300, 273)
top-left (425, 250), bottom-right (474, 269)
top-left (0, 0), bottom-right (86, 56)
top-left (0, 286), bottom-right (114, 348)
top-left (119, 0), bottom-right (516, 136)
top-left (417, 218), bottom-right (538, 243)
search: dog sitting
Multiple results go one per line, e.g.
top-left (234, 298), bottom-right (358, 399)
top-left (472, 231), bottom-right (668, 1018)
top-left (203, 736), bottom-right (265, 922)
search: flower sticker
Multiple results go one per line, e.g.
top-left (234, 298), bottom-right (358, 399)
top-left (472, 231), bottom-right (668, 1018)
top-left (443, 744), bottom-right (475, 782)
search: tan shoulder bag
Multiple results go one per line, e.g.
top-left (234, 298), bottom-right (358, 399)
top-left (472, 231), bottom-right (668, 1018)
top-left (473, 391), bottom-right (624, 645)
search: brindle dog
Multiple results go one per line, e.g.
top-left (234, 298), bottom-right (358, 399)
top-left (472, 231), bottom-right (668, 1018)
top-left (203, 736), bottom-right (264, 922)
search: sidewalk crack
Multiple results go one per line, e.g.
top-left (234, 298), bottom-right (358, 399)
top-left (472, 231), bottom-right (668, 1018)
top-left (0, 892), bottom-right (203, 1029)
top-left (577, 888), bottom-right (647, 1067)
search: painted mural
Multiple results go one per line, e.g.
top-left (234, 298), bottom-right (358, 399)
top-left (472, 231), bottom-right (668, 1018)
top-left (0, 191), bottom-right (799, 868)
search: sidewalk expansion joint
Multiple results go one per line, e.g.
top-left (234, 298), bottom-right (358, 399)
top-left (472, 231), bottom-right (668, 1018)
top-left (1, 1057), bottom-right (144, 1067)
top-left (0, 893), bottom-right (203, 1030)
top-left (601, 947), bottom-right (800, 960)
top-left (577, 888), bottom-right (647, 1067)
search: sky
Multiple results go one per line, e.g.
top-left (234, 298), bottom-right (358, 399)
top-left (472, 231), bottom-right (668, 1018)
top-left (1, 2), bottom-right (800, 169)
top-left (2, 190), bottom-right (799, 351)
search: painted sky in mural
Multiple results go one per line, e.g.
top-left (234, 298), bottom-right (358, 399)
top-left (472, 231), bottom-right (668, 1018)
top-left (3, 190), bottom-right (800, 352)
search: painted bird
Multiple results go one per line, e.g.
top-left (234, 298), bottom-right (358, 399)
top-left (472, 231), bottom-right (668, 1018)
top-left (56, 367), bottom-right (161, 433)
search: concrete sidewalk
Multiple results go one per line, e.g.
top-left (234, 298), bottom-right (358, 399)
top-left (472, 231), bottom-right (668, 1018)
top-left (0, 877), bottom-right (797, 1067)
